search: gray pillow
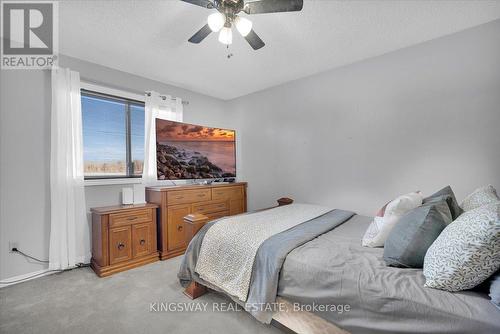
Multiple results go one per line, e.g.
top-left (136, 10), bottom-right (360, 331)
top-left (490, 272), bottom-right (500, 310)
top-left (384, 200), bottom-right (452, 268)
top-left (423, 185), bottom-right (462, 220)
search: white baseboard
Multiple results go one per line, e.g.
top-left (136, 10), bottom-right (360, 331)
top-left (0, 269), bottom-right (54, 288)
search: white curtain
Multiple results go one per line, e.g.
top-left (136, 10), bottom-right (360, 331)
top-left (49, 68), bottom-right (90, 270)
top-left (142, 91), bottom-right (183, 185)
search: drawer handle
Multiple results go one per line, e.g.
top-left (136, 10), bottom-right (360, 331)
top-left (127, 217), bottom-right (137, 221)
top-left (177, 225), bottom-right (183, 231)
top-left (117, 243), bottom-right (125, 250)
top-left (216, 192), bottom-right (223, 195)
top-left (175, 196), bottom-right (184, 200)
top-left (197, 194), bottom-right (205, 197)
top-left (140, 239), bottom-right (146, 245)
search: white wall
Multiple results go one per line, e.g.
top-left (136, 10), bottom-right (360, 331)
top-left (0, 70), bottom-right (52, 280)
top-left (2, 20), bottom-right (500, 280)
top-left (228, 19), bottom-right (500, 214)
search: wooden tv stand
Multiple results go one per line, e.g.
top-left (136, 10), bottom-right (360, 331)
top-left (146, 182), bottom-right (247, 260)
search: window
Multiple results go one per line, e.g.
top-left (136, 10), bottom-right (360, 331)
top-left (81, 89), bottom-right (144, 179)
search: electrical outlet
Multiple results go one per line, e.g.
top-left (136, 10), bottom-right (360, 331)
top-left (9, 241), bottom-right (18, 252)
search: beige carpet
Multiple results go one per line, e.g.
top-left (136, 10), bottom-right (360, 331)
top-left (0, 256), bottom-right (282, 334)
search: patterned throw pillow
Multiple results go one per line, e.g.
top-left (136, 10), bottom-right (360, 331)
top-left (423, 203), bottom-right (500, 292)
top-left (460, 185), bottom-right (500, 212)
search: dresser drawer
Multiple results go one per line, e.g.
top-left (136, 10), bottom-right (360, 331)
top-left (192, 201), bottom-right (228, 214)
top-left (167, 189), bottom-right (211, 205)
top-left (109, 209), bottom-right (152, 227)
top-left (206, 210), bottom-right (230, 221)
top-left (212, 186), bottom-right (244, 201)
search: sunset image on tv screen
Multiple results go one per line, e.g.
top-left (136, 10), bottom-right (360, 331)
top-left (156, 119), bottom-right (236, 180)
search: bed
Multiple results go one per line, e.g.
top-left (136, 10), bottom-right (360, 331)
top-left (178, 204), bottom-right (500, 334)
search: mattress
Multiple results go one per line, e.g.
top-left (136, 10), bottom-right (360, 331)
top-left (277, 215), bottom-right (500, 334)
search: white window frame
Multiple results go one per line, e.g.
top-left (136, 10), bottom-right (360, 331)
top-left (81, 82), bottom-right (145, 187)
top-left (80, 82), bottom-right (145, 103)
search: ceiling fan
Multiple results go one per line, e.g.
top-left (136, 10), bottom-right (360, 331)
top-left (182, 0), bottom-right (304, 50)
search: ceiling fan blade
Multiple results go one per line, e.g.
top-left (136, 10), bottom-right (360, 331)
top-left (188, 24), bottom-right (212, 44)
top-left (244, 29), bottom-right (265, 50)
top-left (180, 0), bottom-right (214, 9)
top-left (243, 0), bottom-right (303, 14)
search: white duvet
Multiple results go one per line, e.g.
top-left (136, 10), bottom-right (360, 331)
top-left (195, 203), bottom-right (331, 301)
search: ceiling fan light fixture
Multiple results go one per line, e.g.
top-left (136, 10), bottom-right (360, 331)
top-left (207, 12), bottom-right (225, 32)
top-left (234, 16), bottom-right (252, 37)
top-left (218, 26), bottom-right (232, 45)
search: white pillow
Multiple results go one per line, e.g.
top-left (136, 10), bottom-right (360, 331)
top-left (383, 192), bottom-right (423, 218)
top-left (362, 192), bottom-right (423, 247)
top-left (423, 203), bottom-right (500, 291)
top-left (460, 185), bottom-right (500, 212)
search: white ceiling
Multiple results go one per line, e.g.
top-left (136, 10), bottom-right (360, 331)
top-left (59, 0), bottom-right (500, 100)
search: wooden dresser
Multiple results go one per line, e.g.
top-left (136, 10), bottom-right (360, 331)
top-left (146, 182), bottom-right (247, 260)
top-left (90, 203), bottom-right (159, 277)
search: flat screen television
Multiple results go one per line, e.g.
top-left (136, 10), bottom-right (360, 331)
top-left (156, 119), bottom-right (236, 180)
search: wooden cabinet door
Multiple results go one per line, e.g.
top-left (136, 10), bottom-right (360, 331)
top-left (132, 223), bottom-right (152, 258)
top-left (109, 226), bottom-right (132, 265)
top-left (167, 204), bottom-right (191, 251)
top-left (229, 198), bottom-right (244, 216)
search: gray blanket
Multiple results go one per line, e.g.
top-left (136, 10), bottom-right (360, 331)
top-left (279, 215), bottom-right (500, 333)
top-left (179, 212), bottom-right (500, 333)
top-left (246, 209), bottom-right (355, 322)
